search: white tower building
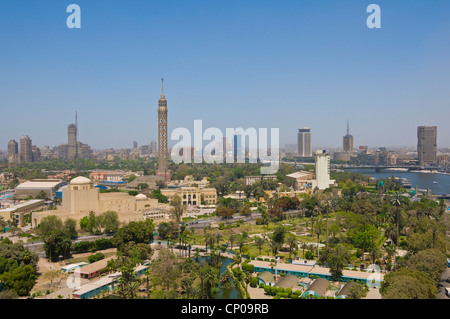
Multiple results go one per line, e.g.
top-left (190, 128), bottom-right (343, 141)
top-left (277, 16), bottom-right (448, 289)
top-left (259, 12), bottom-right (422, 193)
top-left (311, 150), bottom-right (335, 190)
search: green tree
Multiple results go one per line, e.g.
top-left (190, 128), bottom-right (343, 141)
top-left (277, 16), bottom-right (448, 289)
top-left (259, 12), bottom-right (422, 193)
top-left (326, 244), bottom-right (351, 281)
top-left (254, 236), bottom-right (266, 257)
top-left (170, 195), bottom-right (185, 224)
top-left (100, 211), bottom-right (120, 233)
top-left (406, 249), bottom-right (448, 283)
top-left (381, 268), bottom-right (437, 299)
top-left (35, 191), bottom-right (48, 200)
top-left (150, 248), bottom-right (179, 290)
top-left (151, 189), bottom-right (168, 203)
top-left (347, 282), bottom-right (365, 299)
top-left (63, 219), bottom-right (78, 238)
top-left (0, 265), bottom-right (37, 296)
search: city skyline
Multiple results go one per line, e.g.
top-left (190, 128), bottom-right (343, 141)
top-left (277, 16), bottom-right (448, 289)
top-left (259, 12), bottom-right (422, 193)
top-left (1, 1), bottom-right (450, 150)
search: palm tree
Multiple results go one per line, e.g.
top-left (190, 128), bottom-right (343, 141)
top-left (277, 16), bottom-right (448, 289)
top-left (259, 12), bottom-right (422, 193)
top-left (322, 199), bottom-right (334, 249)
top-left (254, 236), bottom-right (265, 257)
top-left (313, 219), bottom-right (324, 261)
top-left (286, 235), bottom-right (298, 262)
top-left (22, 249), bottom-right (33, 265)
top-left (301, 242), bottom-right (308, 259)
top-left (144, 268), bottom-right (152, 299)
top-left (384, 225), bottom-right (397, 244)
top-left (193, 248), bottom-right (201, 263)
top-left (385, 244), bottom-right (397, 270)
top-left (228, 234), bottom-right (237, 251)
top-left (390, 192), bottom-right (403, 246)
top-left (233, 253), bottom-right (242, 270)
top-left (236, 235), bottom-right (246, 255)
top-left (243, 271), bottom-right (252, 299)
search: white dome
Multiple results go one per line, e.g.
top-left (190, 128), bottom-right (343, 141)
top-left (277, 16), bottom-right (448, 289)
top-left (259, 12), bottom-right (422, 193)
top-left (135, 194), bottom-right (148, 200)
top-left (70, 176), bottom-right (92, 185)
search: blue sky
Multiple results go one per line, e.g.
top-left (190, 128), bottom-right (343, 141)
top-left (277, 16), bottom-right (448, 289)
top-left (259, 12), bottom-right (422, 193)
top-left (1, 0), bottom-right (450, 150)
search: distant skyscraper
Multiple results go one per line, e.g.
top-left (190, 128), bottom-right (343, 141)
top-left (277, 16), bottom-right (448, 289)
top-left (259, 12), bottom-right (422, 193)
top-left (19, 135), bottom-right (33, 163)
top-left (417, 126), bottom-right (437, 166)
top-left (297, 128), bottom-right (312, 157)
top-left (222, 136), bottom-right (228, 162)
top-left (31, 145), bottom-right (41, 162)
top-left (133, 141), bottom-right (138, 150)
top-left (7, 140), bottom-right (19, 164)
top-left (343, 121), bottom-right (354, 152)
top-left (157, 78), bottom-right (171, 182)
top-left (67, 123), bottom-right (78, 160)
top-left (234, 134), bottom-right (243, 161)
top-left (150, 141), bottom-right (157, 155)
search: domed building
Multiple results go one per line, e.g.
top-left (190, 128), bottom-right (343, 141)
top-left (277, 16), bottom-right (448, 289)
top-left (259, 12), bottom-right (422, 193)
top-left (32, 176), bottom-right (171, 228)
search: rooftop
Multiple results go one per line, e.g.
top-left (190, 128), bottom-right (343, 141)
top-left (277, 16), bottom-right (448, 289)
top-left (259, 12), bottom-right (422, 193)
top-left (275, 274), bottom-right (299, 289)
top-left (75, 256), bottom-right (115, 275)
top-left (0, 199), bottom-right (45, 213)
top-left (305, 278), bottom-right (330, 295)
top-left (16, 180), bottom-right (64, 189)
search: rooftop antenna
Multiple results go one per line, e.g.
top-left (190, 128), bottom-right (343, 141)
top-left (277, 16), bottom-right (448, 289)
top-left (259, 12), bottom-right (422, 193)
top-left (347, 121), bottom-right (349, 135)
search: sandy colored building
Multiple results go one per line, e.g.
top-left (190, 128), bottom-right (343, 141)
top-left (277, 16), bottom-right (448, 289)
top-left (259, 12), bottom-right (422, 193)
top-left (31, 176), bottom-right (171, 228)
top-left (0, 199), bottom-right (45, 226)
top-left (168, 175), bottom-right (210, 188)
top-left (285, 171), bottom-right (315, 190)
top-left (161, 187), bottom-right (217, 206)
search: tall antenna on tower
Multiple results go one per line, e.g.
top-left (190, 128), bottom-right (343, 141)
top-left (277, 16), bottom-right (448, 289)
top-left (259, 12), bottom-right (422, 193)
top-left (347, 121), bottom-right (349, 135)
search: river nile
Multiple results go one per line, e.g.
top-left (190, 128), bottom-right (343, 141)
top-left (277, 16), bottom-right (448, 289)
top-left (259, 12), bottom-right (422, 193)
top-left (343, 168), bottom-right (450, 195)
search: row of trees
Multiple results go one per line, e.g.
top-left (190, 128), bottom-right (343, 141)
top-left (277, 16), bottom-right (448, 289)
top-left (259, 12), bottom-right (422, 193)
top-left (0, 238), bottom-right (38, 297)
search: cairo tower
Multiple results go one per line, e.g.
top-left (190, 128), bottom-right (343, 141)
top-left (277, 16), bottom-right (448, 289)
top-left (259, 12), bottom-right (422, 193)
top-left (157, 78), bottom-right (171, 182)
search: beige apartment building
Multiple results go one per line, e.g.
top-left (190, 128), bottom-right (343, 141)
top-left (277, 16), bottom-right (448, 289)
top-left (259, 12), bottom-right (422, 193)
top-left (161, 187), bottom-right (217, 206)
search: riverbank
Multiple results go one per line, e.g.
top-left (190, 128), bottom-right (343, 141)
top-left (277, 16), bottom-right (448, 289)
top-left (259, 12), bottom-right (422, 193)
top-left (344, 168), bottom-right (450, 195)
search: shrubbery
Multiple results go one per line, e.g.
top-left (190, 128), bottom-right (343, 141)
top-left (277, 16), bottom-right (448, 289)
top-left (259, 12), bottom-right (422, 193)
top-left (72, 238), bottom-right (115, 253)
top-left (88, 252), bottom-right (105, 263)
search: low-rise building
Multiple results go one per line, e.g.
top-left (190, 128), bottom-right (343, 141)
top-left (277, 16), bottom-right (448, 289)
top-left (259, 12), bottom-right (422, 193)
top-left (73, 256), bottom-right (115, 279)
top-left (72, 264), bottom-right (149, 299)
top-left (285, 171), bottom-right (314, 190)
top-left (15, 179), bottom-right (66, 199)
top-left (61, 262), bottom-right (89, 273)
top-left (0, 199), bottom-right (45, 226)
top-left (245, 175), bottom-right (277, 186)
top-left (248, 260), bottom-right (384, 286)
top-left (161, 187), bottom-right (217, 207)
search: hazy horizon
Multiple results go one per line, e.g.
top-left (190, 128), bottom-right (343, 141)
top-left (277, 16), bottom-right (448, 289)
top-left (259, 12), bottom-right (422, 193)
top-left (1, 1), bottom-right (450, 150)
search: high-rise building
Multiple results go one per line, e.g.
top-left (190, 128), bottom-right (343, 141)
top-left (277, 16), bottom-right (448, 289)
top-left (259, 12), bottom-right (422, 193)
top-left (150, 141), bottom-right (157, 155)
top-left (7, 140), bottom-right (19, 164)
top-left (157, 78), bottom-right (170, 182)
top-left (312, 150), bottom-right (335, 190)
top-left (234, 134), bottom-right (243, 161)
top-left (297, 128), bottom-right (312, 157)
top-left (133, 141), bottom-right (138, 150)
top-left (67, 124), bottom-right (78, 160)
top-left (19, 135), bottom-right (33, 163)
top-left (31, 146), bottom-right (41, 162)
top-left (417, 126), bottom-right (437, 166)
top-left (343, 121), bottom-right (354, 152)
